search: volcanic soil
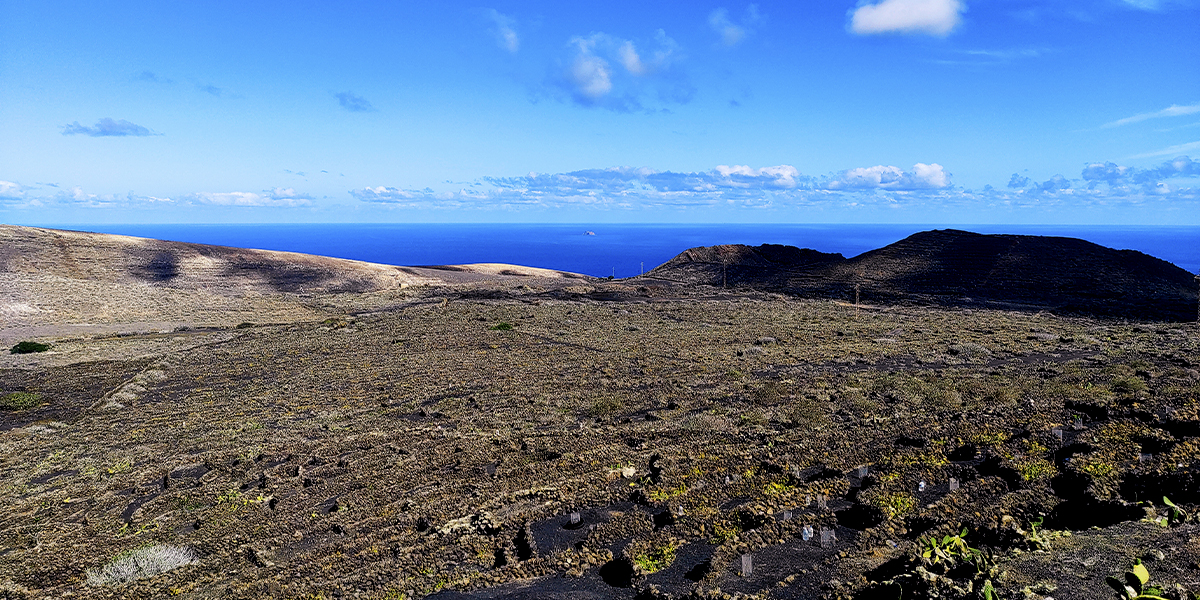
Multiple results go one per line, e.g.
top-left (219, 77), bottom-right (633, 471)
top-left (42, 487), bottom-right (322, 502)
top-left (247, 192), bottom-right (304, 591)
top-left (2, 226), bottom-right (1200, 600)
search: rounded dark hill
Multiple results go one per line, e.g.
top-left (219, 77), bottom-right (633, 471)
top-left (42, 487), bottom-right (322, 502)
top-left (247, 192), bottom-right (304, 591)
top-left (646, 243), bottom-right (846, 288)
top-left (837, 229), bottom-right (1197, 320)
top-left (646, 229), bottom-right (1198, 321)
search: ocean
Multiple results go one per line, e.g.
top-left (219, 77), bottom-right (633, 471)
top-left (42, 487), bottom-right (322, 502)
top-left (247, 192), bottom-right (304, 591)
top-left (42, 223), bottom-right (1200, 279)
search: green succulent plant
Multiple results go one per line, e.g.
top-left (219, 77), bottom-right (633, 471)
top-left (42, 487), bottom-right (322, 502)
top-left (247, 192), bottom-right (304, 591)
top-left (1164, 497), bottom-right (1189, 527)
top-left (1106, 559), bottom-right (1168, 600)
top-left (920, 527), bottom-right (981, 566)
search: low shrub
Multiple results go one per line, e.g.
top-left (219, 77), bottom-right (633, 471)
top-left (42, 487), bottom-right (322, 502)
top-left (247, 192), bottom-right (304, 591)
top-left (10, 341), bottom-right (51, 354)
top-left (0, 392), bottom-right (42, 411)
top-left (587, 397), bottom-right (624, 418)
top-left (490, 322), bottom-right (513, 331)
top-left (86, 545), bottom-right (198, 586)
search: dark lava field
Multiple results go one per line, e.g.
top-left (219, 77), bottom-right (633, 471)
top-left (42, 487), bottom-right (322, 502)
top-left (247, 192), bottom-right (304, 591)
top-left (4, 287), bottom-right (1200, 600)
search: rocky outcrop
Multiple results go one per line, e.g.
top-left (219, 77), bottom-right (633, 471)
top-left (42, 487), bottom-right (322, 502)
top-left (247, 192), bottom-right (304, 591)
top-left (647, 229), bottom-right (1198, 320)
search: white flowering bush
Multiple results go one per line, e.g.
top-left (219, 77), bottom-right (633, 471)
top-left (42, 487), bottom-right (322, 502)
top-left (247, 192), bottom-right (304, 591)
top-left (85, 545), bottom-right (198, 586)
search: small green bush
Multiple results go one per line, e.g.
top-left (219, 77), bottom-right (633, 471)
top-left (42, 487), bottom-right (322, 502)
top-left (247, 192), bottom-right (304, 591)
top-left (10, 341), bottom-right (51, 354)
top-left (490, 322), bottom-right (513, 331)
top-left (0, 392), bottom-right (42, 411)
top-left (1110, 376), bottom-right (1147, 395)
top-left (587, 397), bottom-right (624, 418)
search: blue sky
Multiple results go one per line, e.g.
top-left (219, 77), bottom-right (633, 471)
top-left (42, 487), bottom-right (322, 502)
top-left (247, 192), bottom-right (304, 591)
top-left (1, 0), bottom-right (1198, 224)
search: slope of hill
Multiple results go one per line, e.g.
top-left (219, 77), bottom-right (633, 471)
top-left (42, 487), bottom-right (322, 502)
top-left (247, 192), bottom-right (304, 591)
top-left (0, 225), bottom-right (590, 338)
top-left (647, 229), bottom-right (1198, 320)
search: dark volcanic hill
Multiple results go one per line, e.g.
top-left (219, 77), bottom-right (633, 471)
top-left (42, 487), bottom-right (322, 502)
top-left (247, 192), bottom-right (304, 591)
top-left (647, 229), bottom-right (1198, 320)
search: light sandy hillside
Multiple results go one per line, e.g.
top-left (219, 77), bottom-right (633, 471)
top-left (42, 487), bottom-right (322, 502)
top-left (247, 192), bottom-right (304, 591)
top-left (0, 225), bottom-right (589, 341)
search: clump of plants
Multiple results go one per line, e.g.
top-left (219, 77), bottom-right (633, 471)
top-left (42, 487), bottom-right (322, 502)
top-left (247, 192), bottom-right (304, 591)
top-left (868, 491), bottom-right (916, 519)
top-left (586, 397), bottom-right (624, 418)
top-left (920, 528), bottom-right (983, 570)
top-left (490, 322), bottom-right (513, 331)
top-left (1149, 497), bottom-right (1191, 528)
top-left (1106, 558), bottom-right (1195, 600)
top-left (10, 341), bottom-right (51, 354)
top-left (0, 392), bottom-right (42, 411)
top-left (1111, 375), bottom-right (1148, 396)
top-left (631, 541), bottom-right (680, 575)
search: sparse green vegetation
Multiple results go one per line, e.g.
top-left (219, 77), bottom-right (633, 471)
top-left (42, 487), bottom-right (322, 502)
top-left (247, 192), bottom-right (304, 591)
top-left (1105, 559), bottom-right (1184, 600)
top-left (632, 542), bottom-right (679, 574)
top-left (489, 322), bottom-right (513, 331)
top-left (4, 278), bottom-right (1199, 599)
top-left (871, 491), bottom-right (916, 519)
top-left (586, 396), bottom-right (624, 418)
top-left (0, 391), bottom-right (43, 410)
top-left (1111, 375), bottom-right (1148, 395)
top-left (1014, 457), bottom-right (1055, 481)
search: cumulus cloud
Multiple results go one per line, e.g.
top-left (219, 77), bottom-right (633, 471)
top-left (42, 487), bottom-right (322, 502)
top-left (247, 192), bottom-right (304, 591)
top-left (1103, 103), bottom-right (1200, 128)
top-left (0, 180), bottom-right (26, 201)
top-left (849, 0), bottom-right (965, 36)
top-left (708, 5), bottom-right (762, 47)
top-left (335, 92), bottom-right (377, 113)
top-left (827, 163), bottom-right (951, 190)
top-left (1007, 173), bottom-right (1032, 188)
top-left (554, 30), bottom-right (690, 112)
top-left (61, 118), bottom-right (156, 137)
top-left (567, 38), bottom-right (614, 101)
top-left (487, 9), bottom-right (519, 53)
top-left (1083, 156), bottom-right (1200, 186)
top-left (183, 188), bottom-right (314, 207)
top-left (349, 160), bottom-right (1200, 217)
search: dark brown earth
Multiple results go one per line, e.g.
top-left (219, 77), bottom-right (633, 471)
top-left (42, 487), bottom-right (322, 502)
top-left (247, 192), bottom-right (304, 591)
top-left (2, 226), bottom-right (1200, 600)
top-left (646, 229), bottom-right (1198, 321)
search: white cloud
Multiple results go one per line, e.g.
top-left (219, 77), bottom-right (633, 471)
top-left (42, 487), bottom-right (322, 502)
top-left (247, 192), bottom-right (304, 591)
top-left (568, 38), bottom-right (614, 100)
top-left (1115, 0), bottom-right (1192, 9)
top-left (708, 5), bottom-right (761, 47)
top-left (828, 163), bottom-right (951, 189)
top-left (0, 180), bottom-right (25, 200)
top-left (1103, 103), bottom-right (1200, 128)
top-left (555, 31), bottom-right (689, 111)
top-left (351, 187), bottom-right (436, 203)
top-left (184, 188), bottom-right (313, 207)
top-left (1126, 141), bottom-right (1200, 160)
top-left (61, 118), bottom-right (157, 137)
top-left (487, 9), bottom-right (519, 53)
top-left (617, 41), bottom-right (646, 76)
top-left (350, 161), bottom-right (1200, 216)
top-left (714, 165), bottom-right (802, 188)
top-left (849, 0), bottom-right (965, 36)
top-left (1083, 156), bottom-right (1200, 185)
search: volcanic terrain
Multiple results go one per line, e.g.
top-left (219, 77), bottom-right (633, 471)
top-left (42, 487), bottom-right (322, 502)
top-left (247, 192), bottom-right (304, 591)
top-left (1, 225), bottom-right (1199, 600)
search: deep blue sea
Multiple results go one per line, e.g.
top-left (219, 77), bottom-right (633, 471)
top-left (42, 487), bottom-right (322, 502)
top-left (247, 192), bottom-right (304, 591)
top-left (44, 223), bottom-right (1200, 279)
